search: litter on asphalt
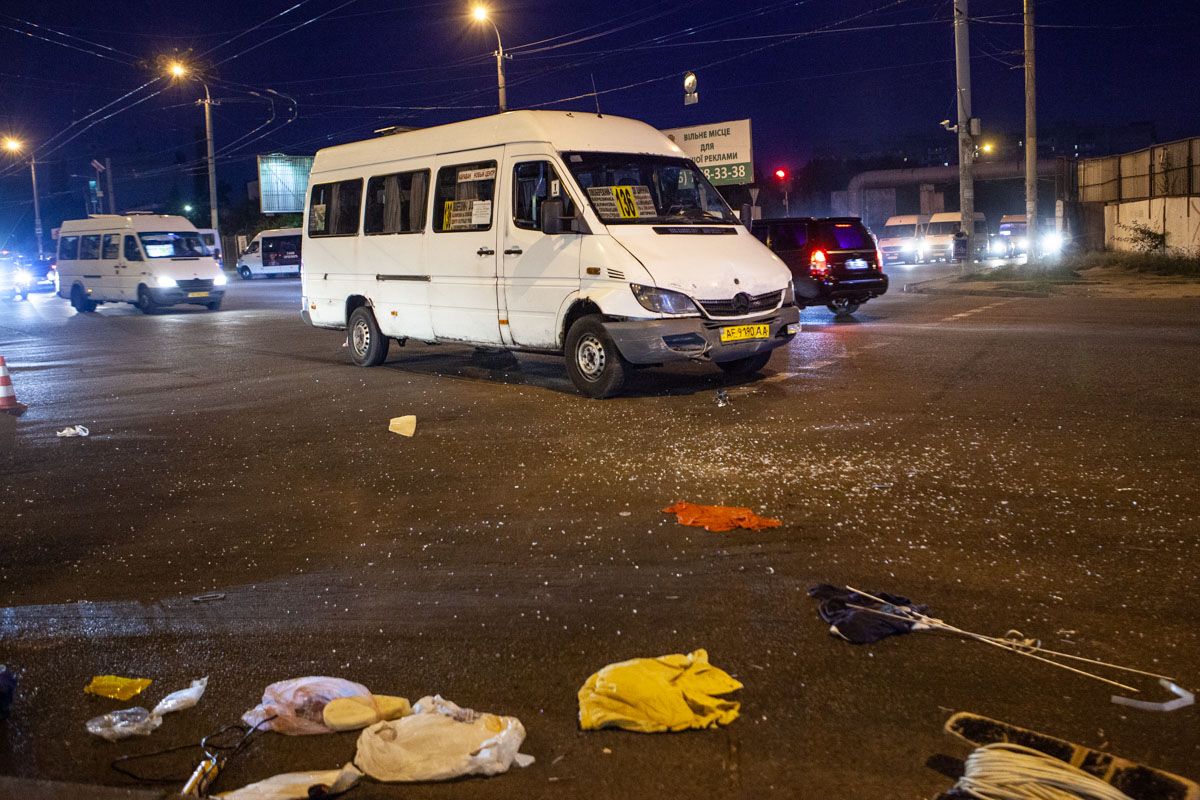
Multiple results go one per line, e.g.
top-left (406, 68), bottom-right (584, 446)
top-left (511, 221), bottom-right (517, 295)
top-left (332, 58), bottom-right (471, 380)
top-left (243, 676), bottom-right (372, 735)
top-left (55, 424), bottom-right (89, 437)
top-left (354, 695), bottom-right (533, 782)
top-left (86, 677), bottom-right (208, 742)
top-left (1111, 679), bottom-right (1194, 713)
top-left (388, 415), bottom-right (416, 437)
top-left (661, 501), bottom-right (781, 532)
top-left (216, 763), bottom-right (362, 800)
top-left (578, 649), bottom-right (742, 733)
top-left (323, 694), bottom-right (411, 731)
top-left (808, 584), bottom-right (932, 644)
top-left (84, 675), bottom-right (152, 701)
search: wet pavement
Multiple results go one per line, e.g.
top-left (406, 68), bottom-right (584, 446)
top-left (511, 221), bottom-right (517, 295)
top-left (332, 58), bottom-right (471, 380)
top-left (1, 269), bottom-right (1197, 797)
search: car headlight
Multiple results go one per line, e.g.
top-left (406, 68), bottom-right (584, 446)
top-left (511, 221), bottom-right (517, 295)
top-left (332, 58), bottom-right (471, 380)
top-left (15, 269), bottom-right (32, 284)
top-left (629, 284), bottom-right (698, 315)
top-left (901, 241), bottom-right (916, 252)
top-left (782, 281), bottom-right (795, 306)
top-left (213, 273), bottom-right (228, 286)
top-left (156, 276), bottom-right (178, 288)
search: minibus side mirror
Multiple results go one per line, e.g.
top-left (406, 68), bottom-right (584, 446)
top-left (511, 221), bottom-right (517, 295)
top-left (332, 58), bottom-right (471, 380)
top-left (540, 200), bottom-right (565, 235)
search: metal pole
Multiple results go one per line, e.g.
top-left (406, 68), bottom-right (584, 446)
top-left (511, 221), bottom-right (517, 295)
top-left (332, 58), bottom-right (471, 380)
top-left (105, 157), bottom-right (116, 214)
top-left (953, 0), bottom-right (974, 266)
top-left (202, 83), bottom-right (219, 230)
top-left (29, 156), bottom-right (45, 261)
top-left (1024, 0), bottom-right (1038, 260)
top-left (491, 24), bottom-right (507, 112)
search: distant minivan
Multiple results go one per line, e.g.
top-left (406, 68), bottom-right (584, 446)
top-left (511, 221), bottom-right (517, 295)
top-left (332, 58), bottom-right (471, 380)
top-left (878, 214), bottom-right (930, 266)
top-left (924, 212), bottom-right (988, 262)
top-left (197, 228), bottom-right (223, 267)
top-left (301, 110), bottom-right (799, 398)
top-left (237, 228), bottom-right (303, 280)
top-left (56, 214), bottom-right (226, 313)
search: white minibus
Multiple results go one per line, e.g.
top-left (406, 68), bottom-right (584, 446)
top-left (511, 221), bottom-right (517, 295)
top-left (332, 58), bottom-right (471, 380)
top-left (56, 214), bottom-right (226, 313)
top-left (236, 228), bottom-right (303, 279)
top-left (301, 111), bottom-right (799, 398)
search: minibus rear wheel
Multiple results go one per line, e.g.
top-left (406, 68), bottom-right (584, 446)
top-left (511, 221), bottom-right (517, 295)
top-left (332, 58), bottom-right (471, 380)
top-left (348, 306), bottom-right (389, 367)
top-left (565, 315), bottom-right (627, 399)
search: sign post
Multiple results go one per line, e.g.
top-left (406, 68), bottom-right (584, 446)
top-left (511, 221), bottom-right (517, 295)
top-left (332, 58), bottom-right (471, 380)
top-left (661, 119), bottom-right (753, 186)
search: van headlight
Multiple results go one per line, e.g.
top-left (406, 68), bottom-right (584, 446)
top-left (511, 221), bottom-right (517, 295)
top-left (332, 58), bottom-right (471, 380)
top-left (156, 276), bottom-right (178, 288)
top-left (1041, 232), bottom-right (1064, 253)
top-left (901, 241), bottom-right (916, 253)
top-left (629, 284), bottom-right (698, 315)
top-left (213, 273), bottom-right (227, 286)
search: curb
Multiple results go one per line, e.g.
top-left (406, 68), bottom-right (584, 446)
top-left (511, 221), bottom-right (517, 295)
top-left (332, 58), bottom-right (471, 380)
top-left (0, 775), bottom-right (188, 799)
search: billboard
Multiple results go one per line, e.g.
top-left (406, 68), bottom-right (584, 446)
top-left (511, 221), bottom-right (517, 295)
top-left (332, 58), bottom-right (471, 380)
top-left (660, 119), bottom-right (753, 186)
top-left (257, 154), bottom-right (314, 214)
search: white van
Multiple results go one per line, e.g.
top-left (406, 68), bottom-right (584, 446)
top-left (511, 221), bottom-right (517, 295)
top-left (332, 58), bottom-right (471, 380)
top-left (301, 111), bottom-right (799, 398)
top-left (236, 228), bottom-right (302, 279)
top-left (197, 228), bottom-right (223, 267)
top-left (877, 214), bottom-right (929, 266)
top-left (56, 214), bottom-right (226, 313)
top-left (924, 211), bottom-right (988, 262)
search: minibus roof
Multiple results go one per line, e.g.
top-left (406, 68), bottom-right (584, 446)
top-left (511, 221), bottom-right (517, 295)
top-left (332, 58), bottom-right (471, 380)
top-left (311, 110), bottom-right (685, 176)
top-left (255, 227), bottom-right (303, 238)
top-left (59, 215), bottom-right (198, 234)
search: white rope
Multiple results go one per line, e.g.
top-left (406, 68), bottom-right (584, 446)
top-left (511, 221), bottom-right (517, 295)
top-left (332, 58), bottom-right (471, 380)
top-left (954, 743), bottom-right (1134, 800)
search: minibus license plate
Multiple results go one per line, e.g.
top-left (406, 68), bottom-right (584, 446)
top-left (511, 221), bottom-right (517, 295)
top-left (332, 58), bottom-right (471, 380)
top-left (188, 291), bottom-right (209, 298)
top-left (720, 324), bottom-right (769, 343)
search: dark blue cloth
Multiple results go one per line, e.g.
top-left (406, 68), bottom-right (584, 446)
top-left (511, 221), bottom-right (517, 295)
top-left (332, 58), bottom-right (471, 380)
top-left (808, 584), bottom-right (930, 644)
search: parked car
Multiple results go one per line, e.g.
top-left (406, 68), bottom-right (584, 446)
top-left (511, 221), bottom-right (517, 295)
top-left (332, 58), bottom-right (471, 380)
top-left (752, 217), bottom-right (888, 317)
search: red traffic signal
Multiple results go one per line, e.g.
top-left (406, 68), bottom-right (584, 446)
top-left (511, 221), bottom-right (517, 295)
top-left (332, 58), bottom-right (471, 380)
top-left (774, 168), bottom-right (788, 181)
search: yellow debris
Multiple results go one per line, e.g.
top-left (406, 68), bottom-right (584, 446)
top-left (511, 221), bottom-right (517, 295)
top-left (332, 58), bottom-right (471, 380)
top-left (578, 649), bottom-right (742, 733)
top-left (388, 416), bottom-right (417, 437)
top-left (323, 694), bottom-right (412, 732)
top-left (85, 675), bottom-right (153, 701)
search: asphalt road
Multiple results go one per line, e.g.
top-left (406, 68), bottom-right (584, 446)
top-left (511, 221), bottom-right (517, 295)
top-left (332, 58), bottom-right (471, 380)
top-left (1, 268), bottom-right (1197, 798)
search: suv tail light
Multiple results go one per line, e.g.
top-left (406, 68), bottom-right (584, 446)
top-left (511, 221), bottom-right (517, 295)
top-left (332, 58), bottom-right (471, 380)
top-left (875, 248), bottom-right (884, 270)
top-left (809, 249), bottom-right (829, 277)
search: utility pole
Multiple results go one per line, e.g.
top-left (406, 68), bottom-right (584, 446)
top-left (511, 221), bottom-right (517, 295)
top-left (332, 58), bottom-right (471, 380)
top-left (953, 0), bottom-right (975, 265)
top-left (1024, 0), bottom-right (1038, 260)
top-left (30, 156), bottom-right (45, 261)
top-left (201, 83), bottom-right (219, 231)
top-left (495, 44), bottom-right (507, 112)
top-left (105, 157), bottom-right (116, 214)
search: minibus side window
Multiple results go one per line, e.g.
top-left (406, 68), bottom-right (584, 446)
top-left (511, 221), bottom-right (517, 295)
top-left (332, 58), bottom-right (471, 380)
top-left (123, 235), bottom-right (143, 261)
top-left (79, 235), bottom-right (101, 260)
top-left (433, 161), bottom-right (496, 233)
top-left (364, 170), bottom-right (430, 235)
top-left (59, 236), bottom-right (79, 260)
top-left (512, 161), bottom-right (574, 231)
top-left (102, 234), bottom-right (120, 260)
top-left (308, 179), bottom-right (363, 237)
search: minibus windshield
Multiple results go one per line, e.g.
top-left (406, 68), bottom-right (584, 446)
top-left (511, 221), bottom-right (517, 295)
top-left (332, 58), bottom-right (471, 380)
top-left (882, 224), bottom-right (916, 238)
top-left (139, 232), bottom-right (210, 258)
top-left (563, 152), bottom-right (736, 225)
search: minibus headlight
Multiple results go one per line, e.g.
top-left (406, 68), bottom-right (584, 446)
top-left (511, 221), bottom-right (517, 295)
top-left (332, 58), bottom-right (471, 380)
top-left (629, 284), bottom-right (698, 315)
top-left (156, 276), bottom-right (178, 288)
top-left (901, 240), bottom-right (916, 252)
top-left (213, 273), bottom-right (228, 286)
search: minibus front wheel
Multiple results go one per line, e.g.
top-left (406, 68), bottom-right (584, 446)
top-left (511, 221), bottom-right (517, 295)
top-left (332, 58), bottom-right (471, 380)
top-left (347, 306), bottom-right (389, 367)
top-left (565, 315), bottom-right (627, 399)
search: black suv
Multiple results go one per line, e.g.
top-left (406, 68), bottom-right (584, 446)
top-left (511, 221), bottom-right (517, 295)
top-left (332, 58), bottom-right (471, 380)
top-left (752, 217), bottom-right (888, 317)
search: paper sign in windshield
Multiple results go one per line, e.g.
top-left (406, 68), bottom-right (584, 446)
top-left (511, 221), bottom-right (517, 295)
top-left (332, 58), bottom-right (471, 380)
top-left (457, 167), bottom-right (496, 183)
top-left (587, 185), bottom-right (656, 219)
top-left (470, 200), bottom-right (492, 226)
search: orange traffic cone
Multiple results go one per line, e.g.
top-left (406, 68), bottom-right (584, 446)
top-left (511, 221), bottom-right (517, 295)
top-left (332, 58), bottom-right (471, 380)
top-left (0, 356), bottom-right (27, 416)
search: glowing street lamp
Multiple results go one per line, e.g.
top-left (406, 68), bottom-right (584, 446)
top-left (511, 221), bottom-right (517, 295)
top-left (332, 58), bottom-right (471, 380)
top-left (1, 136), bottom-right (46, 261)
top-left (470, 5), bottom-right (507, 112)
top-left (166, 60), bottom-right (219, 231)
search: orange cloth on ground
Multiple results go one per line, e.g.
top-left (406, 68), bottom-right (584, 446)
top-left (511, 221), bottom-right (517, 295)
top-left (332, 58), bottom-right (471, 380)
top-left (662, 502), bottom-right (782, 532)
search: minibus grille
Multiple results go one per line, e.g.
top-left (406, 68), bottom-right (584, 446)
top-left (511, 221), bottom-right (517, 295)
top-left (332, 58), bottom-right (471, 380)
top-left (697, 290), bottom-right (782, 318)
top-left (176, 279), bottom-right (214, 291)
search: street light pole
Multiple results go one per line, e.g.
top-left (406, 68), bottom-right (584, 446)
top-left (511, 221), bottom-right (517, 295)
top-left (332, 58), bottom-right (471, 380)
top-left (29, 155), bottom-right (45, 261)
top-left (953, 0), bottom-right (975, 266)
top-left (201, 82), bottom-right (219, 231)
top-left (1024, 0), bottom-right (1038, 260)
top-left (472, 7), bottom-right (507, 112)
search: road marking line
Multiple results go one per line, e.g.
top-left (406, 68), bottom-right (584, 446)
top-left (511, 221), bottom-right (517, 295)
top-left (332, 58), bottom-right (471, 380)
top-left (936, 300), bottom-right (1012, 324)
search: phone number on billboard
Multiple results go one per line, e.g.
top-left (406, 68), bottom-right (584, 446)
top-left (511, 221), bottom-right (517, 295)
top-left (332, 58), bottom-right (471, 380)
top-left (702, 164), bottom-right (748, 182)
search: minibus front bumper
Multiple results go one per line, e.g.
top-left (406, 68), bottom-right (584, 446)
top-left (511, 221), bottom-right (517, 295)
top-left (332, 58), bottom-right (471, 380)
top-left (603, 305), bottom-right (800, 365)
top-left (148, 286), bottom-right (225, 306)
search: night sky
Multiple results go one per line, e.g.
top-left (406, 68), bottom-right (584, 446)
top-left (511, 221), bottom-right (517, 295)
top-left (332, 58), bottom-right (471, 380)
top-left (1, 0), bottom-right (1198, 249)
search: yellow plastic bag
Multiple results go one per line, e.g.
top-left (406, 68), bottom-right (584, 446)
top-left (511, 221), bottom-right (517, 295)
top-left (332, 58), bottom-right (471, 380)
top-left (578, 649), bottom-right (742, 733)
top-left (85, 675), bottom-right (152, 701)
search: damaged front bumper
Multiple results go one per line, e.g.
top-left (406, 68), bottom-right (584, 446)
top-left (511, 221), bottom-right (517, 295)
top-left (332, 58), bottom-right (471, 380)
top-left (603, 305), bottom-right (800, 365)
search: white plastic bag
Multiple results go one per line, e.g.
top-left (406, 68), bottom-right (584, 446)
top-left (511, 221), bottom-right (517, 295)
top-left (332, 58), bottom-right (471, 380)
top-left (217, 763), bottom-right (361, 800)
top-left (86, 707), bottom-right (162, 742)
top-left (242, 676), bottom-right (371, 735)
top-left (354, 695), bottom-right (534, 782)
top-left (86, 677), bottom-right (208, 742)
